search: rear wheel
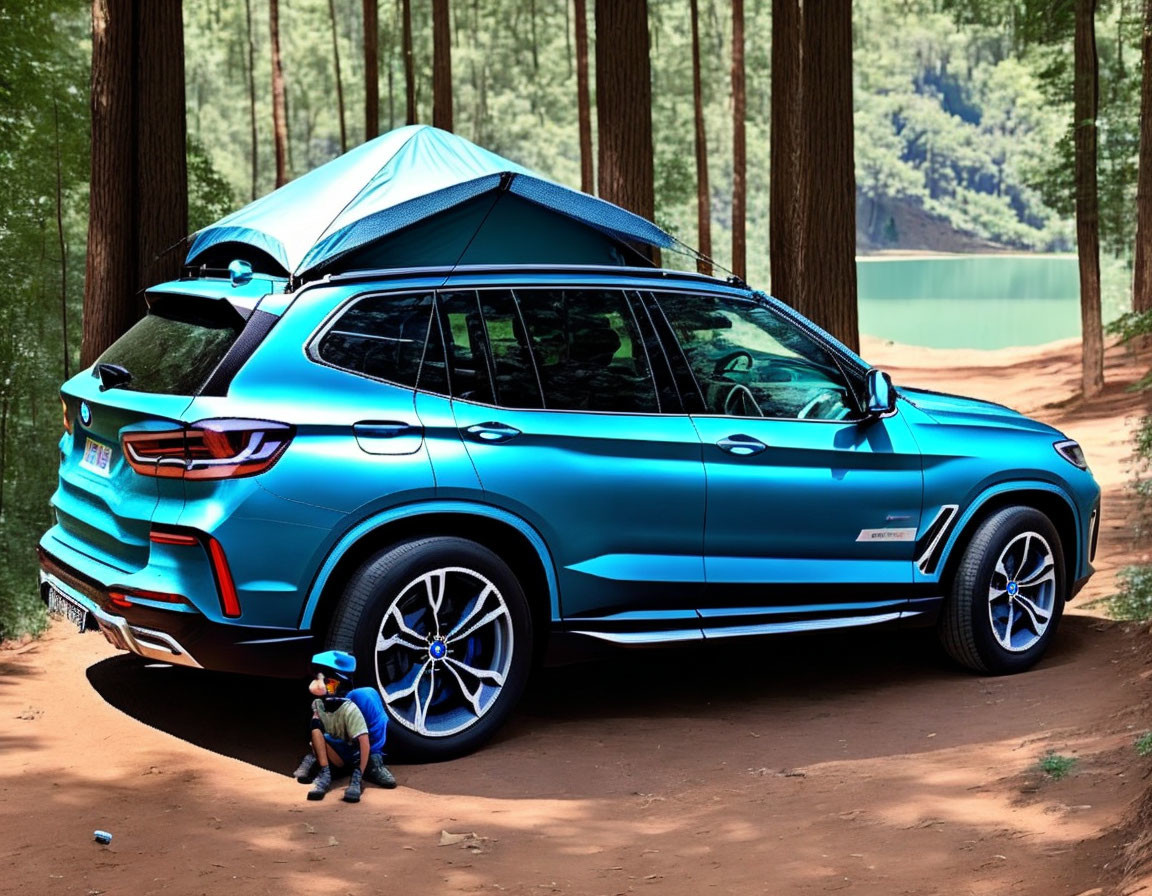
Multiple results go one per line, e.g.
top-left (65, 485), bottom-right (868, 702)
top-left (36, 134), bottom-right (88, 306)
top-left (327, 537), bottom-right (533, 760)
top-left (938, 506), bottom-right (1065, 674)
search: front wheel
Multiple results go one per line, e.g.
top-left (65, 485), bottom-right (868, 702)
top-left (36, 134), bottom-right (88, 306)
top-left (327, 537), bottom-right (533, 760)
top-left (938, 506), bottom-right (1066, 675)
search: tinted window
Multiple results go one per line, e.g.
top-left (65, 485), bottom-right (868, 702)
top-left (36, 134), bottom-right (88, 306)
top-left (439, 291), bottom-right (544, 407)
top-left (479, 291), bottom-right (545, 408)
top-left (316, 292), bottom-right (434, 387)
top-left (655, 292), bottom-right (857, 420)
top-left (95, 297), bottom-right (244, 395)
top-left (515, 289), bottom-right (660, 413)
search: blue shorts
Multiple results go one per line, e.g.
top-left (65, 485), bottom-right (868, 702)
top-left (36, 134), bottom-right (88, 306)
top-left (323, 734), bottom-right (360, 767)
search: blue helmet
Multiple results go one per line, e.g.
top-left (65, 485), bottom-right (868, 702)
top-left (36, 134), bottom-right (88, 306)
top-left (311, 649), bottom-right (356, 681)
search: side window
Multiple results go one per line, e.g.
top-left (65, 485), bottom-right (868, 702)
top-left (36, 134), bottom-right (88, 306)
top-left (314, 292), bottom-right (434, 387)
top-left (654, 292), bottom-right (858, 421)
top-left (438, 290), bottom-right (543, 408)
top-left (514, 289), bottom-right (661, 413)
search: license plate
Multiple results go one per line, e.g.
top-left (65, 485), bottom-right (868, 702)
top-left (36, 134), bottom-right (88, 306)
top-left (46, 585), bottom-right (90, 632)
top-left (79, 437), bottom-right (113, 476)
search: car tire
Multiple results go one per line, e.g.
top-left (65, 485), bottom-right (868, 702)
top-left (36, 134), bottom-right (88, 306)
top-left (326, 536), bottom-right (533, 760)
top-left (938, 506), bottom-right (1066, 675)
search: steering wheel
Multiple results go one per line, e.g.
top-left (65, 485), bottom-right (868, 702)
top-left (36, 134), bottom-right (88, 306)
top-left (797, 389), bottom-right (845, 420)
top-left (723, 383), bottom-right (765, 417)
top-left (713, 350), bottom-right (754, 377)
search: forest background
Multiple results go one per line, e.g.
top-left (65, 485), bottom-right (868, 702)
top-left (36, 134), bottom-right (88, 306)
top-left (0, 0), bottom-right (1147, 637)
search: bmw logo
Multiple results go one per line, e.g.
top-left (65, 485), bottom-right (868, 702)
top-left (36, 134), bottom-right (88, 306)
top-left (1006, 581), bottom-right (1019, 596)
top-left (79, 401), bottom-right (91, 426)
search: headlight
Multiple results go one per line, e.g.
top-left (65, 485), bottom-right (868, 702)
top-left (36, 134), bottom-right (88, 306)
top-left (1054, 439), bottom-right (1089, 471)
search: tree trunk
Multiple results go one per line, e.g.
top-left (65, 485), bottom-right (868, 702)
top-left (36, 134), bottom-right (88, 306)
top-left (363, 0), bottom-right (379, 139)
top-left (770, 0), bottom-right (801, 306)
top-left (402, 0), bottom-right (416, 124)
top-left (1075, 0), bottom-right (1105, 395)
top-left (595, 0), bottom-right (655, 240)
top-left (731, 0), bottom-right (746, 279)
top-left (1134, 0), bottom-right (1152, 313)
top-left (83, 0), bottom-right (188, 367)
top-left (244, 0), bottom-right (258, 200)
top-left (769, 0), bottom-right (857, 351)
top-left (270, 0), bottom-right (289, 187)
top-left (690, 0), bottom-right (711, 274)
top-left (54, 99), bottom-right (69, 379)
top-left (329, 0), bottom-right (348, 151)
top-left (530, 0), bottom-right (539, 73)
top-left (574, 0), bottom-right (593, 194)
top-left (433, 0), bottom-right (453, 130)
top-left (84, 0), bottom-right (137, 366)
top-left (798, 0), bottom-right (858, 352)
top-left (0, 396), bottom-right (7, 518)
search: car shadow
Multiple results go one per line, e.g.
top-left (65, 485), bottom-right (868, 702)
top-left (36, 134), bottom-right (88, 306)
top-left (85, 615), bottom-right (1097, 777)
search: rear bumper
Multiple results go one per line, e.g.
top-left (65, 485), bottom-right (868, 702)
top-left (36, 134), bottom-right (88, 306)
top-left (38, 546), bottom-right (314, 677)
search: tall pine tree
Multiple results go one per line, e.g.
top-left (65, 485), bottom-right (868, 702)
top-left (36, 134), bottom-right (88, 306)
top-left (83, 0), bottom-right (188, 365)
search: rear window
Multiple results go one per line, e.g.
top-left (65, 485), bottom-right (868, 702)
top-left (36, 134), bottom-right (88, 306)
top-left (94, 297), bottom-right (244, 395)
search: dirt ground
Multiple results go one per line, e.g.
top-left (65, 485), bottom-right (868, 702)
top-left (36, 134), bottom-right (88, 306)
top-left (3, 336), bottom-right (1152, 896)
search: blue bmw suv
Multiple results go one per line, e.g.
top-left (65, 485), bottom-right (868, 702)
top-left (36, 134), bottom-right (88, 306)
top-left (39, 263), bottom-right (1100, 759)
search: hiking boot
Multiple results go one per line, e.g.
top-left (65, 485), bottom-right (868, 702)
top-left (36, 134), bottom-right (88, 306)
top-left (293, 752), bottom-right (317, 783)
top-left (306, 765), bottom-right (332, 801)
top-left (365, 753), bottom-right (397, 789)
top-left (342, 768), bottom-right (363, 803)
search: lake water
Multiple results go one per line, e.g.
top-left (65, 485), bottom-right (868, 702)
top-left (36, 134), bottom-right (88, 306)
top-left (857, 255), bottom-right (1090, 349)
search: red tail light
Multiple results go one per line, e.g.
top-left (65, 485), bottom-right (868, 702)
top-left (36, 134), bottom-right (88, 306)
top-left (123, 419), bottom-right (293, 480)
top-left (147, 527), bottom-right (242, 618)
top-left (61, 397), bottom-right (72, 434)
top-left (108, 588), bottom-right (187, 608)
top-left (206, 536), bottom-right (242, 618)
top-left (149, 530), bottom-right (200, 546)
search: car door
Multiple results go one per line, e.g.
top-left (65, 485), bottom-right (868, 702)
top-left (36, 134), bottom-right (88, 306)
top-left (440, 286), bottom-right (706, 636)
top-left (648, 289), bottom-right (925, 637)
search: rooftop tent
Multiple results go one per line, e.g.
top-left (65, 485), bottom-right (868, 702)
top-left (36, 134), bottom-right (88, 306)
top-left (185, 125), bottom-right (675, 280)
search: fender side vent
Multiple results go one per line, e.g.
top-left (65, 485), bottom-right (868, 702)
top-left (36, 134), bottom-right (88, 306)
top-left (916, 505), bottom-right (959, 575)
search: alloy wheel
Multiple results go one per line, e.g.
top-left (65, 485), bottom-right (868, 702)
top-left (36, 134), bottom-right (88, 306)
top-left (373, 566), bottom-right (515, 737)
top-left (987, 531), bottom-right (1056, 653)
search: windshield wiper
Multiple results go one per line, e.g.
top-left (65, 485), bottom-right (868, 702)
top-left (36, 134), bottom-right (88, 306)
top-left (96, 363), bottom-right (133, 392)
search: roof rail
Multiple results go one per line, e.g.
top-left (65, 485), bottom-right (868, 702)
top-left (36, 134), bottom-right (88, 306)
top-left (325, 263), bottom-right (736, 287)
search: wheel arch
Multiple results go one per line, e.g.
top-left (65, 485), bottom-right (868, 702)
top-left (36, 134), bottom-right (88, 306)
top-left (936, 484), bottom-right (1080, 592)
top-left (301, 503), bottom-right (559, 655)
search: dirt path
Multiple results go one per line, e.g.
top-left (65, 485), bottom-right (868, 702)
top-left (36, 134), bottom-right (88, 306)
top-left (3, 337), bottom-right (1151, 896)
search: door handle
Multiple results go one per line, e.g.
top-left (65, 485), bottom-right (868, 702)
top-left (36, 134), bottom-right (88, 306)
top-left (464, 422), bottom-right (522, 443)
top-left (354, 421), bottom-right (420, 439)
top-left (717, 434), bottom-right (767, 456)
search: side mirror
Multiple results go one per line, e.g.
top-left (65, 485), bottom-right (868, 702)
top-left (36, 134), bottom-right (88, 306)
top-left (864, 368), bottom-right (896, 416)
top-left (228, 258), bottom-right (254, 287)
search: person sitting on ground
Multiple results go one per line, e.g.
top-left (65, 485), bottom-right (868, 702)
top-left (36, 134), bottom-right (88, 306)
top-left (292, 650), bottom-right (397, 802)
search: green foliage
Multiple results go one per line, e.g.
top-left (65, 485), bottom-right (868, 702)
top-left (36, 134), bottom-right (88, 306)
top-left (0, 0), bottom-right (89, 639)
top-left (854, 0), bottom-right (1073, 251)
top-left (187, 136), bottom-right (237, 233)
top-left (1037, 751), bottom-right (1077, 779)
top-left (1136, 732), bottom-right (1152, 757)
top-left (1099, 564), bottom-right (1152, 621)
